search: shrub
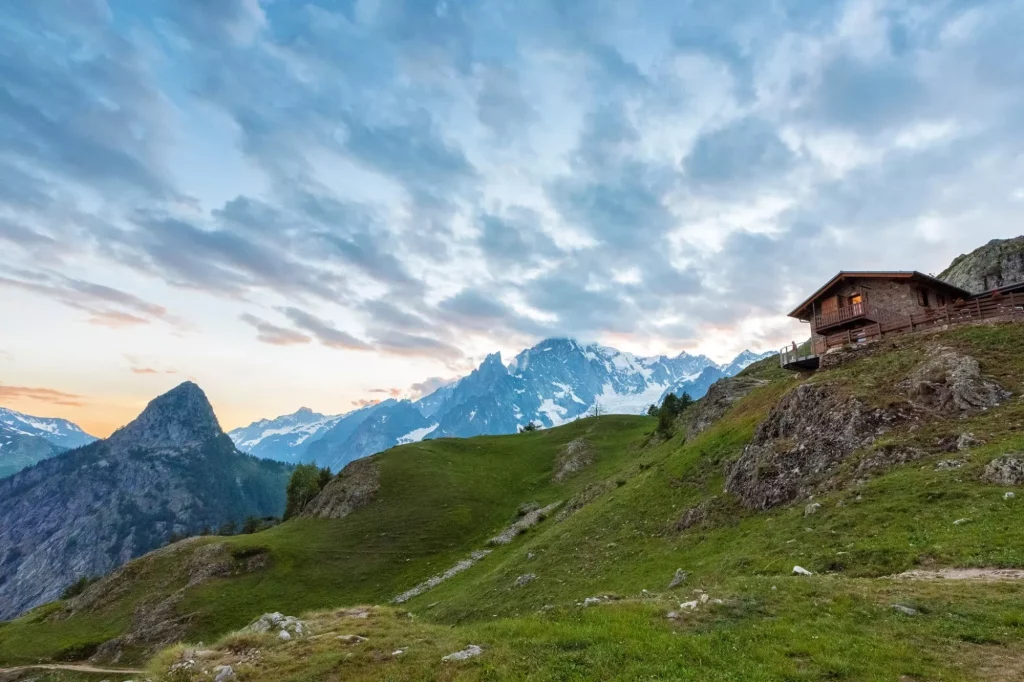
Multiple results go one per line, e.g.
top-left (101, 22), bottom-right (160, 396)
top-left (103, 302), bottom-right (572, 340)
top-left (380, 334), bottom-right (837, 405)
top-left (284, 463), bottom-right (333, 519)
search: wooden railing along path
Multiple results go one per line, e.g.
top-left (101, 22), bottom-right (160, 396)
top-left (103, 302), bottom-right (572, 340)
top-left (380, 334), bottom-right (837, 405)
top-left (781, 292), bottom-right (1024, 367)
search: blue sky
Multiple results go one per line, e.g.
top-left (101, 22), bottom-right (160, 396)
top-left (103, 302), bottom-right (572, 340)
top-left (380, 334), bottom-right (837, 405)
top-left (1, 0), bottom-right (1023, 434)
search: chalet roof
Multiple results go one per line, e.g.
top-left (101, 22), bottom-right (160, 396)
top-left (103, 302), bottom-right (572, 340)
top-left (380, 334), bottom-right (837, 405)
top-left (788, 271), bottom-right (972, 319)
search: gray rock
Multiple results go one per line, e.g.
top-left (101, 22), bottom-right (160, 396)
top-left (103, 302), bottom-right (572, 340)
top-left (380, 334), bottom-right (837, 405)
top-left (668, 569), bottom-right (689, 589)
top-left (442, 644), bottom-right (483, 662)
top-left (804, 503), bottom-right (822, 516)
top-left (938, 236), bottom-right (1024, 294)
top-left (553, 438), bottom-right (595, 482)
top-left (981, 455), bottom-right (1024, 486)
top-left (214, 665), bottom-right (236, 682)
top-left (514, 573), bottom-right (537, 587)
top-left (301, 458), bottom-right (380, 520)
top-left (957, 433), bottom-right (983, 451)
top-left (583, 597), bottom-right (601, 607)
top-left (725, 384), bottom-right (898, 510)
top-left (793, 566), bottom-right (813, 576)
top-left (675, 499), bottom-right (716, 531)
top-left (935, 459), bottom-right (964, 471)
top-left (279, 629), bottom-right (292, 640)
top-left (900, 347), bottom-right (1010, 415)
top-left (1005, 492), bottom-right (1016, 500)
top-left (891, 604), bottom-right (918, 616)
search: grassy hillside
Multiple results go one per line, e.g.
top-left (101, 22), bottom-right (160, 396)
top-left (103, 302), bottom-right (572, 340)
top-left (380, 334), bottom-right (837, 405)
top-left (2, 323), bottom-right (1024, 680)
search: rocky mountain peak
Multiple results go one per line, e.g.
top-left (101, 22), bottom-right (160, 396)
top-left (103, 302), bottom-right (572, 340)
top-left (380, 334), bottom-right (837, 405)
top-left (939, 235), bottom-right (1024, 294)
top-left (108, 381), bottom-right (222, 450)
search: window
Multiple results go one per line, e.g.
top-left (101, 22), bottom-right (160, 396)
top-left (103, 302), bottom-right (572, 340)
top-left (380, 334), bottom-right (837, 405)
top-left (937, 294), bottom-right (946, 307)
top-left (917, 289), bottom-right (930, 307)
top-left (850, 294), bottom-right (863, 307)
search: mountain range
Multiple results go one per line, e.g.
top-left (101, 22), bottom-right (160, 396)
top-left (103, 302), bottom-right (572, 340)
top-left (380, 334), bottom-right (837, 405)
top-left (0, 407), bottom-right (97, 478)
top-left (0, 382), bottom-right (291, 620)
top-left (229, 340), bottom-right (773, 471)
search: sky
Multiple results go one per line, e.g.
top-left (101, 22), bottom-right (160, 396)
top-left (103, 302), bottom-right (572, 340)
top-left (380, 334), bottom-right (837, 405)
top-left (1, 0), bottom-right (1023, 437)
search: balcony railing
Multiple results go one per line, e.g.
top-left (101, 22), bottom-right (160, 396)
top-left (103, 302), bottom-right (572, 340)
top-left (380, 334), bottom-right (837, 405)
top-left (814, 301), bottom-right (871, 332)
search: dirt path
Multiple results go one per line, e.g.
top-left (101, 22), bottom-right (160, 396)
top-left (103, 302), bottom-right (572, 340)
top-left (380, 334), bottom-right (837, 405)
top-left (0, 663), bottom-right (145, 675)
top-left (892, 568), bottom-right (1024, 581)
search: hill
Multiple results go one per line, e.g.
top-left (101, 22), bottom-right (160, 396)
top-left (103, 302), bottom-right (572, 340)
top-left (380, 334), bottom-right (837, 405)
top-left (2, 324), bottom-right (1023, 680)
top-left (0, 382), bottom-right (291, 622)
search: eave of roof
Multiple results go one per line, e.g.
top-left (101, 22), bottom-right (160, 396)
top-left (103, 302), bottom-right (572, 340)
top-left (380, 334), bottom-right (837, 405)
top-left (788, 271), bottom-right (972, 319)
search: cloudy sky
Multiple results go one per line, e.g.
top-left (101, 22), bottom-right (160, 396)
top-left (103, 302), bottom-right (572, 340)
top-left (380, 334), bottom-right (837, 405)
top-left (1, 0), bottom-right (1022, 436)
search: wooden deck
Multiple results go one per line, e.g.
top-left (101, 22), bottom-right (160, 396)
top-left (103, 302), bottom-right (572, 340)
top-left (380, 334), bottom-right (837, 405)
top-left (813, 301), bottom-right (874, 333)
top-left (781, 292), bottom-right (1024, 370)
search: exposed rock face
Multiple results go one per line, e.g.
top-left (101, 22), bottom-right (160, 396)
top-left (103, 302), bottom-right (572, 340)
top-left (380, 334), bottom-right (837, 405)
top-left (725, 384), bottom-right (897, 510)
top-left (683, 376), bottom-right (768, 440)
top-left (726, 348), bottom-right (1008, 511)
top-left (899, 347), bottom-right (1010, 414)
top-left (0, 382), bottom-right (290, 621)
top-left (553, 438), bottom-right (595, 482)
top-left (939, 236), bottom-right (1024, 294)
top-left (301, 457), bottom-right (380, 520)
top-left (981, 456), bottom-right (1024, 486)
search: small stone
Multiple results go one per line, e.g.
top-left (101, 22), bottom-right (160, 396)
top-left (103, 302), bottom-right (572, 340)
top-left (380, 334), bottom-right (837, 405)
top-left (804, 502), bottom-right (822, 516)
top-left (679, 600), bottom-right (700, 610)
top-left (514, 573), bottom-right (537, 587)
top-left (699, 593), bottom-right (709, 604)
top-left (526, 552), bottom-right (536, 560)
top-left (935, 459), bottom-right (964, 471)
top-left (710, 598), bottom-right (725, 605)
top-left (891, 604), bottom-right (918, 616)
top-left (957, 433), bottom-right (982, 451)
top-left (793, 566), bottom-right (813, 576)
top-left (953, 518), bottom-right (971, 526)
top-left (583, 597), bottom-right (601, 607)
top-left (337, 635), bottom-right (368, 644)
top-left (442, 644), bottom-right (483, 662)
top-left (666, 611), bottom-right (680, 619)
top-left (278, 630), bottom-right (291, 640)
top-left (392, 649), bottom-right (405, 657)
top-left (1005, 492), bottom-right (1016, 500)
top-left (214, 665), bottom-right (236, 682)
top-left (668, 569), bottom-right (689, 589)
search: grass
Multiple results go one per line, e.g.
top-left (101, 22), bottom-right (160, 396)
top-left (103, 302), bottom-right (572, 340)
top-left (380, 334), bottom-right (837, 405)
top-left (3, 323), bottom-right (1024, 680)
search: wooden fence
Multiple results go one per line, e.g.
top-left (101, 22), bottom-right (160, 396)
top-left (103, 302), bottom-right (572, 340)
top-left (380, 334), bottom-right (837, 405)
top-left (781, 291), bottom-right (1024, 367)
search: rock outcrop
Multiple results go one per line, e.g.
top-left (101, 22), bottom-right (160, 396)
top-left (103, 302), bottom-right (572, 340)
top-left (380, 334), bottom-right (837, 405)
top-left (899, 346), bottom-right (1010, 414)
top-left (725, 384), bottom-right (895, 510)
top-left (725, 347), bottom-right (1008, 511)
top-left (981, 456), bottom-right (1024, 486)
top-left (301, 457), bottom-right (380, 519)
top-left (0, 382), bottom-right (290, 621)
top-left (683, 376), bottom-right (768, 440)
top-left (553, 438), bottom-right (595, 482)
top-left (939, 236), bottom-right (1024, 294)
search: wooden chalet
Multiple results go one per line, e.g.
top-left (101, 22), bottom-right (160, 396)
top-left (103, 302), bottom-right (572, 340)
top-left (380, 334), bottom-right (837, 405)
top-left (780, 271), bottom-right (1024, 370)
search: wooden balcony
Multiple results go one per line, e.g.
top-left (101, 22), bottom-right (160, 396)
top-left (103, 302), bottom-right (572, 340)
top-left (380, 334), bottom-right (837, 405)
top-left (813, 301), bottom-right (873, 333)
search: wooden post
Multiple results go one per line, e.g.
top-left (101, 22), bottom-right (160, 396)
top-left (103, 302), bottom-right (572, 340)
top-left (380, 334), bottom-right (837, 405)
top-left (975, 299), bottom-right (982, 318)
top-left (908, 315), bottom-right (914, 333)
top-left (847, 329), bottom-right (853, 345)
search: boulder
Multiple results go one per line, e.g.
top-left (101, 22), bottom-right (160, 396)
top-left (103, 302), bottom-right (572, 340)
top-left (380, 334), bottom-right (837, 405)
top-left (442, 644), bottom-right (483, 662)
top-left (804, 503), bottom-right (822, 516)
top-left (981, 456), bottom-right (1024, 486)
top-left (793, 566), bottom-right (813, 576)
top-left (900, 347), bottom-right (1009, 415)
top-left (938, 236), bottom-right (1024, 294)
top-left (514, 573), bottom-right (537, 587)
top-left (668, 569), bottom-right (689, 589)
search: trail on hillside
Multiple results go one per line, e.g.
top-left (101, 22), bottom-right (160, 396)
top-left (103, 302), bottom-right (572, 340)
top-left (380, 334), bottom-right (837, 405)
top-left (0, 663), bottom-right (145, 675)
top-left (892, 568), bottom-right (1024, 581)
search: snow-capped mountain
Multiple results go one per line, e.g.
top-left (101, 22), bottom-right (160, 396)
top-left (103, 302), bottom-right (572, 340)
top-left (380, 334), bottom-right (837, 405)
top-left (227, 407), bottom-right (344, 463)
top-left (229, 339), bottom-right (775, 471)
top-left (0, 407), bottom-right (97, 479)
top-left (0, 407), bottom-right (97, 450)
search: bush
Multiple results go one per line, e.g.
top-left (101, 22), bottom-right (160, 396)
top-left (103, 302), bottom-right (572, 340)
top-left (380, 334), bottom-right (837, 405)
top-left (284, 463), bottom-right (333, 520)
top-left (519, 422), bottom-right (539, 433)
top-left (61, 575), bottom-right (99, 600)
top-left (655, 392), bottom-right (694, 437)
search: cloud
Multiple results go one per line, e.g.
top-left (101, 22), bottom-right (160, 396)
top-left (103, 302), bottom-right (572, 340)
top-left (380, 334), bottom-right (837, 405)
top-left (281, 307), bottom-right (371, 351)
top-left (0, 384), bottom-right (85, 407)
top-left (685, 117), bottom-right (795, 185)
top-left (369, 387), bottom-right (402, 398)
top-left (0, 272), bottom-right (177, 327)
top-left (409, 376), bottom-right (455, 398)
top-left (240, 313), bottom-right (312, 346)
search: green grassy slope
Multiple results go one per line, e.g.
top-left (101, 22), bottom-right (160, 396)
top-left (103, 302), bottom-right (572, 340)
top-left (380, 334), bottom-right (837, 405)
top-left (3, 323), bottom-right (1024, 680)
top-left (0, 415), bottom-right (652, 665)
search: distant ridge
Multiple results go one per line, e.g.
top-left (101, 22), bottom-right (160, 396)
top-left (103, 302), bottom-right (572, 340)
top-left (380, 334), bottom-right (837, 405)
top-left (231, 340), bottom-right (774, 470)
